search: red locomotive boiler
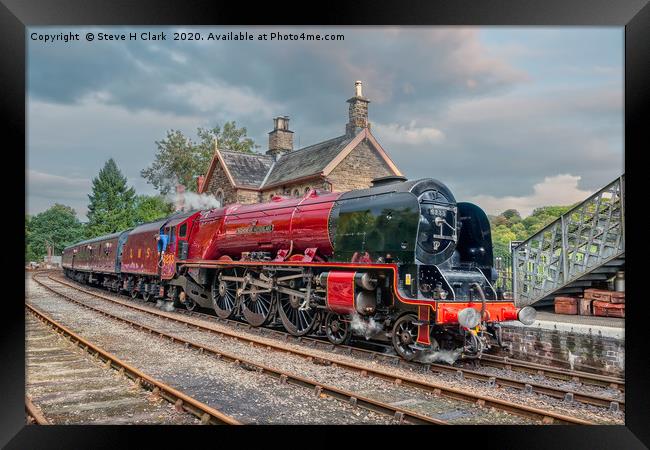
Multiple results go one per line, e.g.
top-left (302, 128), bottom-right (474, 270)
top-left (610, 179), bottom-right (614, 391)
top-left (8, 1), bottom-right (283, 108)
top-left (63, 176), bottom-right (536, 360)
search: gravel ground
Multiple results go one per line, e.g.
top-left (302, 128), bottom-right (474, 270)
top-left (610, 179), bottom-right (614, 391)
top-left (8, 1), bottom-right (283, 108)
top-left (40, 274), bottom-right (624, 424)
top-left (26, 313), bottom-right (200, 425)
top-left (28, 278), bottom-right (394, 425)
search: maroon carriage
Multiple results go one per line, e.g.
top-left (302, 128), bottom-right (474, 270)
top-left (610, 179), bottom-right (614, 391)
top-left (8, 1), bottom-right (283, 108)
top-left (62, 233), bottom-right (121, 282)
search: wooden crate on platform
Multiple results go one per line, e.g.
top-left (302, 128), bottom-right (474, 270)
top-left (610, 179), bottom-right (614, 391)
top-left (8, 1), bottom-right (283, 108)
top-left (554, 296), bottom-right (578, 315)
top-left (579, 297), bottom-right (593, 316)
top-left (592, 300), bottom-right (625, 318)
top-left (584, 288), bottom-right (625, 304)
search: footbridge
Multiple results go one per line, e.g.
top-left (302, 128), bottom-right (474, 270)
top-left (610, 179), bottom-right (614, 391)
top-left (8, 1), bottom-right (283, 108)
top-left (512, 175), bottom-right (625, 307)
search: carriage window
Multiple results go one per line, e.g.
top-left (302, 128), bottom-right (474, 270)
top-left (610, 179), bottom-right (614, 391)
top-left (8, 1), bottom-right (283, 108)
top-left (179, 223), bottom-right (187, 237)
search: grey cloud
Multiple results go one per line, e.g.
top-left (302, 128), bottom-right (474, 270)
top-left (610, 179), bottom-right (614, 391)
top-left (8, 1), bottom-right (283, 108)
top-left (27, 27), bottom-right (622, 219)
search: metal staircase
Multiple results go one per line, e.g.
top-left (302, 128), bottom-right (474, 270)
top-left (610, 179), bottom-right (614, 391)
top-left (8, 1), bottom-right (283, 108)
top-left (512, 175), bottom-right (625, 307)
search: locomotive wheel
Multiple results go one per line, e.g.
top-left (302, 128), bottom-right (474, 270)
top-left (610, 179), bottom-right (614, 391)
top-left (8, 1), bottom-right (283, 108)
top-left (392, 314), bottom-right (419, 361)
top-left (211, 269), bottom-right (239, 319)
top-left (241, 282), bottom-right (276, 327)
top-left (278, 292), bottom-right (317, 336)
top-left (325, 312), bottom-right (351, 345)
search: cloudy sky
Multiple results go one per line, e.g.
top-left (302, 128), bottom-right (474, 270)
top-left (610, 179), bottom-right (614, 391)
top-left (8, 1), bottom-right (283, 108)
top-left (27, 27), bottom-right (623, 220)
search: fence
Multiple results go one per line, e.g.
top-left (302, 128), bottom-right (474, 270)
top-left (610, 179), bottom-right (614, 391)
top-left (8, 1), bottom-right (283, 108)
top-left (511, 175), bottom-right (624, 306)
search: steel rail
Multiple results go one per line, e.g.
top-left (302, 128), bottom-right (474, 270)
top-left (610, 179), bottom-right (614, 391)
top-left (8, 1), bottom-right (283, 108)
top-left (25, 396), bottom-right (49, 425)
top-left (25, 303), bottom-right (241, 425)
top-left (37, 275), bottom-right (595, 424)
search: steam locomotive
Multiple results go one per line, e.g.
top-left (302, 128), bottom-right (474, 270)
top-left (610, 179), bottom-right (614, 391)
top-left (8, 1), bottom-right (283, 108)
top-left (62, 176), bottom-right (535, 360)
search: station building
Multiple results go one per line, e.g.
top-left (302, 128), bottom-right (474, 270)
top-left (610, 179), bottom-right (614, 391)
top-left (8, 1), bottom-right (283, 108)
top-left (198, 81), bottom-right (403, 207)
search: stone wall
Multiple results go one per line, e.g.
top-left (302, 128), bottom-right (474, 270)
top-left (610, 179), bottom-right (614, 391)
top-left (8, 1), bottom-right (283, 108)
top-left (328, 139), bottom-right (393, 192)
top-left (235, 189), bottom-right (261, 204)
top-left (204, 162), bottom-right (238, 205)
top-left (261, 179), bottom-right (330, 201)
top-left (499, 324), bottom-right (624, 377)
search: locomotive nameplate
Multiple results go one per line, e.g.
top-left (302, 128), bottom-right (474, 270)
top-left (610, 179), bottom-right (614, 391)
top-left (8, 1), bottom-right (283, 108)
top-left (235, 224), bottom-right (274, 234)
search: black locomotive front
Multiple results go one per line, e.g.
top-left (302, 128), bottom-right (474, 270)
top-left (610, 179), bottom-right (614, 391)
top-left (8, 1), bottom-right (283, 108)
top-left (326, 176), bottom-right (528, 360)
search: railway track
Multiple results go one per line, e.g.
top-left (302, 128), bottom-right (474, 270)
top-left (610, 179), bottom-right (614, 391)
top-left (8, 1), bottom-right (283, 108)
top-left (26, 303), bottom-right (240, 425)
top-left (477, 354), bottom-right (624, 392)
top-left (49, 273), bottom-right (624, 394)
top-left (30, 278), bottom-right (477, 425)
top-left (25, 396), bottom-right (49, 425)
top-left (45, 274), bottom-right (624, 412)
top-left (34, 274), bottom-right (607, 424)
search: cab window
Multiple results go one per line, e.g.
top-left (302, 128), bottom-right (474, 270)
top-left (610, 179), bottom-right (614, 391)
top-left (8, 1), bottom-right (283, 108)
top-left (179, 223), bottom-right (187, 238)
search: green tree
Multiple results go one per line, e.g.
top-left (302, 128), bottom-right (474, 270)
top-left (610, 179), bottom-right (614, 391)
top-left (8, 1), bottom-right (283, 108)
top-left (141, 121), bottom-right (258, 195)
top-left (26, 204), bottom-right (84, 262)
top-left (134, 195), bottom-right (174, 224)
top-left (86, 159), bottom-right (136, 238)
top-left (489, 205), bottom-right (575, 260)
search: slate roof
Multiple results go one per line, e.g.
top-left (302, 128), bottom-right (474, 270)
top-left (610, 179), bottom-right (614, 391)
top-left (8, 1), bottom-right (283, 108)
top-left (219, 150), bottom-right (274, 188)
top-left (261, 134), bottom-right (354, 187)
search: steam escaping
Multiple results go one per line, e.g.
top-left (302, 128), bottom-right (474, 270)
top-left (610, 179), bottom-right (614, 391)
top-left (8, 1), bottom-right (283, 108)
top-left (417, 348), bottom-right (463, 365)
top-left (350, 313), bottom-right (384, 340)
top-left (168, 190), bottom-right (223, 212)
top-left (155, 299), bottom-right (176, 312)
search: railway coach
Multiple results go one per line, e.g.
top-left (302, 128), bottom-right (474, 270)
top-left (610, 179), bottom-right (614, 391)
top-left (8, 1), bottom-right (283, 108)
top-left (63, 176), bottom-right (536, 361)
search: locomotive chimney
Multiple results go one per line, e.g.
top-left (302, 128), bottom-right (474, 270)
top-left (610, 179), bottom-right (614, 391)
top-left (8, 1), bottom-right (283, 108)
top-left (175, 183), bottom-right (186, 212)
top-left (346, 80), bottom-right (370, 136)
top-left (267, 116), bottom-right (294, 160)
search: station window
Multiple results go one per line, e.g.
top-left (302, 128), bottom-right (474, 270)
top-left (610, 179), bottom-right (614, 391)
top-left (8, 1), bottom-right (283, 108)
top-left (293, 189), bottom-right (300, 197)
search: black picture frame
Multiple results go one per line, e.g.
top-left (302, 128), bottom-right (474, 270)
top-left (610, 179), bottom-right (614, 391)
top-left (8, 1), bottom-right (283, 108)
top-left (3, 0), bottom-right (648, 448)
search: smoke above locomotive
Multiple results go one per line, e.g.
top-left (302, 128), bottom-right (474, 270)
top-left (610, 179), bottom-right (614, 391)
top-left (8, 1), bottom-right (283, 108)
top-left (62, 176), bottom-right (535, 361)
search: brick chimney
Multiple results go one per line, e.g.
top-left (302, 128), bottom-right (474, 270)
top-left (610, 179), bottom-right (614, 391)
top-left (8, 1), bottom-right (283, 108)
top-left (346, 80), bottom-right (370, 136)
top-left (266, 116), bottom-right (293, 160)
top-left (175, 183), bottom-right (185, 212)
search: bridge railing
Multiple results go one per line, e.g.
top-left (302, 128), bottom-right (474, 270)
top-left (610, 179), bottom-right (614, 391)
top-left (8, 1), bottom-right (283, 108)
top-left (512, 175), bottom-right (625, 306)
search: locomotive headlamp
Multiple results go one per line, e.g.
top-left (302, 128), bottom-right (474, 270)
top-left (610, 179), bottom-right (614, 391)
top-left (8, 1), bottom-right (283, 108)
top-left (458, 307), bottom-right (481, 329)
top-left (517, 306), bottom-right (537, 325)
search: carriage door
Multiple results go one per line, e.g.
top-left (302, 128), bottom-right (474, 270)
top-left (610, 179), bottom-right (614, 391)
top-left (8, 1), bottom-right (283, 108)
top-left (161, 226), bottom-right (177, 279)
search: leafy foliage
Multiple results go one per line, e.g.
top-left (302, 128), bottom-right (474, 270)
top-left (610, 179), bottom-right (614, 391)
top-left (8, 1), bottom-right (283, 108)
top-left (489, 204), bottom-right (575, 260)
top-left (25, 204), bottom-right (84, 263)
top-left (141, 121), bottom-right (258, 195)
top-left (134, 195), bottom-right (174, 224)
top-left (86, 159), bottom-right (136, 238)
